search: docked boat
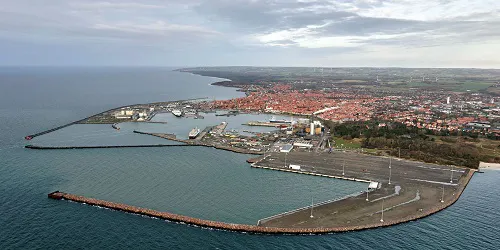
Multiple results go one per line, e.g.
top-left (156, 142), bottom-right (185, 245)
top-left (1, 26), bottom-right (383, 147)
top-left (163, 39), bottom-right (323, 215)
top-left (172, 109), bottom-right (183, 117)
top-left (188, 127), bottom-right (200, 139)
top-left (270, 116), bottom-right (291, 124)
top-left (184, 110), bottom-right (197, 117)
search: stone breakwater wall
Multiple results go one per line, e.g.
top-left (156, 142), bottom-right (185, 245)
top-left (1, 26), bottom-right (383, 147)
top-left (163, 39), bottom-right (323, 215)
top-left (25, 144), bottom-right (197, 150)
top-left (25, 104), bottom-right (133, 139)
top-left (48, 171), bottom-right (474, 235)
top-left (24, 97), bottom-right (207, 140)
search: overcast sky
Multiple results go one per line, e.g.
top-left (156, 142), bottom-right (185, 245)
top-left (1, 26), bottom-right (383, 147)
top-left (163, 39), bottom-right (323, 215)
top-left (1, 0), bottom-right (499, 68)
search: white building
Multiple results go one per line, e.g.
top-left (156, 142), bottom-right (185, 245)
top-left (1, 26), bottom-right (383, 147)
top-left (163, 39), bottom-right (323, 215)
top-left (280, 144), bottom-right (293, 153)
top-left (293, 141), bottom-right (313, 149)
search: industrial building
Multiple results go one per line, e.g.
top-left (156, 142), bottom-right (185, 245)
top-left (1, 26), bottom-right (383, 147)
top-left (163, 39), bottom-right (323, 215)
top-left (280, 144), bottom-right (293, 153)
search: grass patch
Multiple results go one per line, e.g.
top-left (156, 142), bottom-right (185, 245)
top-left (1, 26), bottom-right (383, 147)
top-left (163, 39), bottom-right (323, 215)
top-left (456, 81), bottom-right (495, 91)
top-left (332, 137), bottom-right (361, 149)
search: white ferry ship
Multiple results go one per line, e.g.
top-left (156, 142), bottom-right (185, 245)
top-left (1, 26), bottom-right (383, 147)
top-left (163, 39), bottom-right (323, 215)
top-left (172, 109), bottom-right (183, 117)
top-left (189, 127), bottom-right (200, 139)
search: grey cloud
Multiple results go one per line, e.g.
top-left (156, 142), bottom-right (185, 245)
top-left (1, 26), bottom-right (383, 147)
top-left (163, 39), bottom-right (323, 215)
top-left (0, 0), bottom-right (220, 45)
top-left (0, 0), bottom-right (499, 62)
top-left (192, 0), bottom-right (355, 32)
top-left (282, 11), bottom-right (355, 28)
top-left (190, 0), bottom-right (500, 50)
top-left (319, 17), bottom-right (422, 36)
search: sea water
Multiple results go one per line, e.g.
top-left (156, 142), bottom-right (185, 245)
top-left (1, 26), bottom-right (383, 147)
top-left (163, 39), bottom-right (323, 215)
top-left (0, 67), bottom-right (498, 249)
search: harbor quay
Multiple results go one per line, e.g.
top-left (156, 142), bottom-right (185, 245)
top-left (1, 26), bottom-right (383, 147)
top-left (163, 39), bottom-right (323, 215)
top-left (253, 150), bottom-right (473, 229)
top-left (132, 131), bottom-right (264, 155)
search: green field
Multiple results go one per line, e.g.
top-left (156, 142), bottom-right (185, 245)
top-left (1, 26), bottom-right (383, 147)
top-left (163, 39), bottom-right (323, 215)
top-left (396, 80), bottom-right (495, 92)
top-left (332, 137), bottom-right (361, 149)
top-left (455, 81), bottom-right (496, 92)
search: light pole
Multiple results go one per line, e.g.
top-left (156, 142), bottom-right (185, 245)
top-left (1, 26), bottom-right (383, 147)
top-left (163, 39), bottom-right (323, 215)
top-left (366, 186), bottom-right (369, 201)
top-left (450, 165), bottom-right (454, 183)
top-left (380, 198), bottom-right (385, 223)
top-left (310, 197), bottom-right (314, 218)
top-left (342, 160), bottom-right (345, 176)
top-left (284, 152), bottom-right (288, 168)
top-left (398, 147), bottom-right (401, 160)
top-left (441, 184), bottom-right (445, 203)
top-left (388, 157), bottom-right (392, 185)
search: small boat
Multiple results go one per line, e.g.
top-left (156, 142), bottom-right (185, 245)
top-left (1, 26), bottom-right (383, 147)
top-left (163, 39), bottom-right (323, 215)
top-left (189, 127), bottom-right (200, 139)
top-left (25, 136), bottom-right (33, 140)
top-left (172, 110), bottom-right (183, 117)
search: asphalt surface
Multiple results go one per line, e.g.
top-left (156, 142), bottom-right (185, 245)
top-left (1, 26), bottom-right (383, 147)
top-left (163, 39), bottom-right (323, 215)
top-left (259, 150), bottom-right (465, 185)
top-left (255, 150), bottom-right (471, 228)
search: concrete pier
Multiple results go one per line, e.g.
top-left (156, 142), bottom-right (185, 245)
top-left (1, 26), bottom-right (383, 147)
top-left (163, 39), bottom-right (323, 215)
top-left (251, 164), bottom-right (371, 183)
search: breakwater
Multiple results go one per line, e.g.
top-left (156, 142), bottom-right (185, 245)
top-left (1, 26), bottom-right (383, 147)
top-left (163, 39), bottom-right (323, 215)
top-left (48, 170), bottom-right (474, 234)
top-left (24, 97), bottom-right (207, 140)
top-left (133, 130), bottom-right (263, 155)
top-left (25, 144), bottom-right (198, 150)
top-left (25, 117), bottom-right (89, 140)
top-left (24, 104), bottom-right (134, 140)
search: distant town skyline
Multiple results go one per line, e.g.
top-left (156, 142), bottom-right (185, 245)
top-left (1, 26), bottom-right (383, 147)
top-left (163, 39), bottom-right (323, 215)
top-left (1, 0), bottom-right (499, 68)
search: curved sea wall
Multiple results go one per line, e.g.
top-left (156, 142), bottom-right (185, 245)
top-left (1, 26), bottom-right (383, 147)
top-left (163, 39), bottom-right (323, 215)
top-left (48, 170), bottom-right (475, 235)
top-left (25, 144), bottom-right (198, 150)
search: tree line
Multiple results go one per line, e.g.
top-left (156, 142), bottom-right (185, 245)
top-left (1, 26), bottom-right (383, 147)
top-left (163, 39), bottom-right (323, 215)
top-left (323, 120), bottom-right (500, 168)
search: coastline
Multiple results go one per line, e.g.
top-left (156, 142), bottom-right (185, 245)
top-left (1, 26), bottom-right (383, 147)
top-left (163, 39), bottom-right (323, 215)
top-left (25, 70), bottom-right (480, 234)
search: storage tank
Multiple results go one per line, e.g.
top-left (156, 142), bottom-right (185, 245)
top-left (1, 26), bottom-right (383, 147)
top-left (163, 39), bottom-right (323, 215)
top-left (305, 127), bottom-right (311, 133)
top-left (315, 127), bottom-right (321, 135)
top-left (310, 123), bottom-right (315, 135)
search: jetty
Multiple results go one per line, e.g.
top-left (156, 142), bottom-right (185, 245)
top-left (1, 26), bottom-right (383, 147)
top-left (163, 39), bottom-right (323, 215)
top-left (211, 122), bottom-right (228, 135)
top-left (215, 111), bottom-right (239, 117)
top-left (244, 121), bottom-right (287, 127)
top-left (24, 97), bottom-right (207, 140)
top-left (25, 144), bottom-right (197, 150)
